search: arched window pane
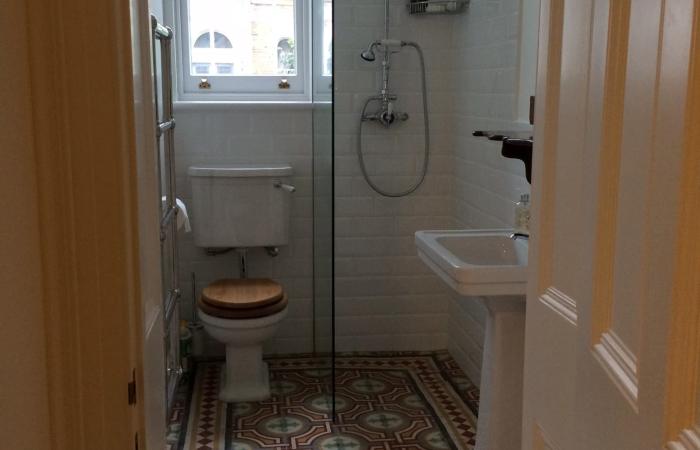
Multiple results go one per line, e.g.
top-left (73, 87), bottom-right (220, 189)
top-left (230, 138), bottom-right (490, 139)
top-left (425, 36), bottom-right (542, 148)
top-left (194, 32), bottom-right (210, 48)
top-left (213, 32), bottom-right (232, 48)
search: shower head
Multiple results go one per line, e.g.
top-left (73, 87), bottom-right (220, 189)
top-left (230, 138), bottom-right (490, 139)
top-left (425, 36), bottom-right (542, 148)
top-left (361, 50), bottom-right (376, 61)
top-left (361, 39), bottom-right (408, 61)
top-left (360, 43), bottom-right (377, 61)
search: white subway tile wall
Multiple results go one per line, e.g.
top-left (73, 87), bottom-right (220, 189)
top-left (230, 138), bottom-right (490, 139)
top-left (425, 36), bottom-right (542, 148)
top-left (333, 0), bottom-right (456, 352)
top-left (447, 0), bottom-right (530, 385)
top-left (174, 0), bottom-right (531, 380)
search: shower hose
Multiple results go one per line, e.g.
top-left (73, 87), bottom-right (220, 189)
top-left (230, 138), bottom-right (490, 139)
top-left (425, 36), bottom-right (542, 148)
top-left (357, 42), bottom-right (430, 198)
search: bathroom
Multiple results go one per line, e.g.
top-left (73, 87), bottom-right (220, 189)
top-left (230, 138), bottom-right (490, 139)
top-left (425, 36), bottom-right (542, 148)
top-left (146, 0), bottom-right (537, 448)
top-left (7, 0), bottom-right (699, 449)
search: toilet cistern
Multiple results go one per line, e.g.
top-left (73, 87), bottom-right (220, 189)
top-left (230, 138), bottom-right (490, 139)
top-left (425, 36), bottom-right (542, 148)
top-left (188, 164), bottom-right (295, 402)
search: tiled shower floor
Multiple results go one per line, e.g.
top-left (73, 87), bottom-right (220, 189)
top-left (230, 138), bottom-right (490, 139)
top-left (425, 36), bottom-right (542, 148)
top-left (167, 351), bottom-right (479, 450)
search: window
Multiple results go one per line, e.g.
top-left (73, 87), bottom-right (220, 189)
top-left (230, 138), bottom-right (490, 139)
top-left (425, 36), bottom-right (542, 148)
top-left (176, 0), bottom-right (332, 101)
top-left (213, 32), bottom-right (233, 48)
top-left (192, 62), bottom-right (211, 74)
top-left (322, 1), bottom-right (332, 77)
top-left (190, 30), bottom-right (234, 75)
top-left (216, 63), bottom-right (234, 74)
top-left (193, 32), bottom-right (210, 48)
top-left (178, 0), bottom-right (309, 99)
top-left (311, 0), bottom-right (332, 99)
top-left (194, 31), bottom-right (233, 49)
top-left (277, 38), bottom-right (295, 74)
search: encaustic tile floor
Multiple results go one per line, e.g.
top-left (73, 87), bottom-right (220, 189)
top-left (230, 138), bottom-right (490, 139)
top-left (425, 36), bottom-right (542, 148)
top-left (167, 351), bottom-right (480, 450)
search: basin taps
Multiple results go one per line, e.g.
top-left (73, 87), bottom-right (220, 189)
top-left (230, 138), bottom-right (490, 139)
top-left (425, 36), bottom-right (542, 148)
top-left (510, 232), bottom-right (529, 241)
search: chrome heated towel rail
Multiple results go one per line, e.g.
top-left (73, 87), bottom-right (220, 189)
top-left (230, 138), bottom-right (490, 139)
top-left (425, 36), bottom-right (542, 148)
top-left (151, 15), bottom-right (181, 415)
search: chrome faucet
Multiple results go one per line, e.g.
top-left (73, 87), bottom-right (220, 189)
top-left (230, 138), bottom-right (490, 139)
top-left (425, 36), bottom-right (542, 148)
top-left (510, 232), bottom-right (529, 241)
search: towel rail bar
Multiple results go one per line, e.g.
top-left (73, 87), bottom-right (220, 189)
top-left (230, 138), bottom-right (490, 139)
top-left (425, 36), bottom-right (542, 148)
top-left (157, 119), bottom-right (176, 137)
top-left (151, 16), bottom-right (173, 40)
top-left (151, 14), bottom-right (181, 417)
top-left (160, 205), bottom-right (179, 241)
top-left (164, 289), bottom-right (181, 330)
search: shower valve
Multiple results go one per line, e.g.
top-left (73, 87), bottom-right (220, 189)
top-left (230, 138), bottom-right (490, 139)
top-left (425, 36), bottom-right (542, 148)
top-left (362, 97), bottom-right (410, 128)
top-left (363, 108), bottom-right (409, 128)
top-left (379, 109), bottom-right (409, 127)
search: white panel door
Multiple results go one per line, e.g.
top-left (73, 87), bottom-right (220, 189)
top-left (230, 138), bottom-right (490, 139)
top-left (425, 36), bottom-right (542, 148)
top-left (522, 1), bottom-right (700, 449)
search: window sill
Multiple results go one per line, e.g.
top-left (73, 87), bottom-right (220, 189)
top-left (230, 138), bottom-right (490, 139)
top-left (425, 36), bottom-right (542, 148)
top-left (173, 101), bottom-right (324, 112)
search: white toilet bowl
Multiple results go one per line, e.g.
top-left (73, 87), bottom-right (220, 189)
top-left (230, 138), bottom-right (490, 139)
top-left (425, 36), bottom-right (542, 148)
top-left (196, 278), bottom-right (288, 402)
top-left (198, 306), bottom-right (288, 402)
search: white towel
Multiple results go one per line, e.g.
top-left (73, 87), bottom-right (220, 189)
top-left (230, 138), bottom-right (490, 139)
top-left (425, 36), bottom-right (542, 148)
top-left (162, 197), bottom-right (192, 232)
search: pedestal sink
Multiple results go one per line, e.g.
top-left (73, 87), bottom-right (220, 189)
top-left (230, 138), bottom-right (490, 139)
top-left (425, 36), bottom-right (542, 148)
top-left (415, 230), bottom-right (528, 450)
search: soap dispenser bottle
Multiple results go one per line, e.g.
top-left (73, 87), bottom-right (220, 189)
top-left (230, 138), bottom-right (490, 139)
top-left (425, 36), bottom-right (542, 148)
top-left (514, 194), bottom-right (531, 236)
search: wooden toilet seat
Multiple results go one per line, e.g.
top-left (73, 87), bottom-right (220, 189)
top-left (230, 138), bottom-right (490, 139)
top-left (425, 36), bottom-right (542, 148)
top-left (198, 278), bottom-right (288, 319)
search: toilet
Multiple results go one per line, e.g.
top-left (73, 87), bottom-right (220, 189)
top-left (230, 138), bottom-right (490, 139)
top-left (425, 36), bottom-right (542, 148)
top-left (188, 164), bottom-right (294, 402)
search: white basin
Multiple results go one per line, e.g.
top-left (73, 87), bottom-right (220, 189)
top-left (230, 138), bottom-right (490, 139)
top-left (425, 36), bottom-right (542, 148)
top-left (415, 229), bottom-right (528, 296)
top-left (416, 229), bottom-right (528, 450)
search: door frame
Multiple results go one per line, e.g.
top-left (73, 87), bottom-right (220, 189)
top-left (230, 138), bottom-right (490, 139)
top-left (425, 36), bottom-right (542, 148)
top-left (24, 0), bottom-right (147, 448)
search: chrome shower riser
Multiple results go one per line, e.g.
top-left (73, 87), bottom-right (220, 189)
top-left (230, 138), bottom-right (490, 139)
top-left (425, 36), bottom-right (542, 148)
top-left (356, 0), bottom-right (431, 197)
top-left (358, 40), bottom-right (431, 196)
top-left (359, 39), bottom-right (414, 130)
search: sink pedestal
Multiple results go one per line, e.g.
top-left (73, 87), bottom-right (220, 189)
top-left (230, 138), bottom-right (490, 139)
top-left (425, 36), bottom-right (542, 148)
top-left (476, 296), bottom-right (526, 450)
top-left (414, 230), bottom-right (528, 449)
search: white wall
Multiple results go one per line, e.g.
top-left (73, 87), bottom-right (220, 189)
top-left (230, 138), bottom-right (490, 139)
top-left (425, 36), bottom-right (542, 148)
top-left (174, 104), bottom-right (315, 354)
top-left (451, 0), bottom-right (531, 229)
top-left (333, 0), bottom-right (456, 351)
top-left (447, 0), bottom-right (532, 385)
top-left (0, 3), bottom-right (51, 448)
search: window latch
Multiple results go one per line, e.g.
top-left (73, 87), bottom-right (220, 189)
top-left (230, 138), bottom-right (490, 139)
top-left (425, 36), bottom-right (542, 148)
top-left (278, 79), bottom-right (291, 89)
top-left (198, 78), bottom-right (211, 89)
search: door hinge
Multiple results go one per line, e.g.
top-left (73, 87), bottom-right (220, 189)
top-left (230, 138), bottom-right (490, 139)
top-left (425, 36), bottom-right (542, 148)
top-left (128, 369), bottom-right (137, 405)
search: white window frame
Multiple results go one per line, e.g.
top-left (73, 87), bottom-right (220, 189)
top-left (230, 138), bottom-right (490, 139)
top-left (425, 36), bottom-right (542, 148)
top-left (311, 0), bottom-right (332, 101)
top-left (175, 0), bottom-right (312, 102)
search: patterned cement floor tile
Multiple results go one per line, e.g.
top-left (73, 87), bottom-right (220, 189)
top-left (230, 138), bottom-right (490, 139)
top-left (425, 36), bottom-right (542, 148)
top-left (170, 351), bottom-right (479, 450)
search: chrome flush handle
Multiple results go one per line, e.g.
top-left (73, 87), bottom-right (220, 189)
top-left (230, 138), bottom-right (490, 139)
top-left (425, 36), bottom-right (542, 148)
top-left (274, 181), bottom-right (296, 193)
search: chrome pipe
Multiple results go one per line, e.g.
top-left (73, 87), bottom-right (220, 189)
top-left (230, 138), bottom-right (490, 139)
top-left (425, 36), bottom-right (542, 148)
top-left (357, 41), bottom-right (431, 197)
top-left (164, 288), bottom-right (181, 328)
top-left (151, 15), bottom-right (173, 40)
top-left (156, 19), bottom-right (179, 308)
top-left (157, 119), bottom-right (176, 137)
top-left (160, 204), bottom-right (179, 241)
top-left (384, 0), bottom-right (390, 40)
top-left (151, 14), bottom-right (181, 419)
